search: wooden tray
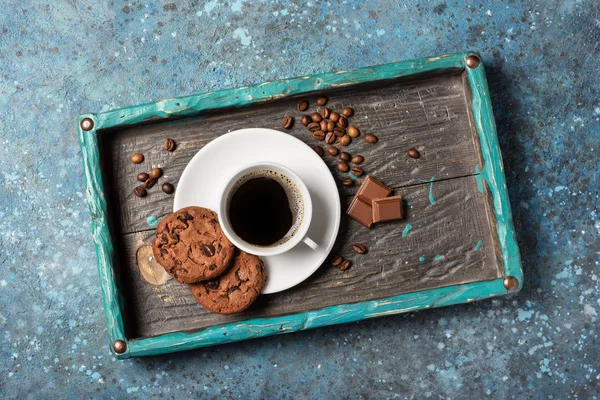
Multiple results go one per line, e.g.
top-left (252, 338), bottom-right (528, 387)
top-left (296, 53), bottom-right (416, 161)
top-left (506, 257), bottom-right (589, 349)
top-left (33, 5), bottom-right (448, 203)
top-left (78, 51), bottom-right (523, 359)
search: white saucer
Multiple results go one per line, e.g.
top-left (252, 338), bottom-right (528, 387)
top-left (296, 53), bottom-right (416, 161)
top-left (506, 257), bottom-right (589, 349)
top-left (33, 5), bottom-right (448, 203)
top-left (174, 128), bottom-right (341, 294)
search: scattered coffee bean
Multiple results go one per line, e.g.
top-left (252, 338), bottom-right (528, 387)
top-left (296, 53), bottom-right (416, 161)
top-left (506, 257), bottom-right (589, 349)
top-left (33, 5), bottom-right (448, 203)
top-left (340, 134), bottom-right (351, 146)
top-left (313, 146), bottom-right (324, 157)
top-left (347, 126), bottom-right (360, 138)
top-left (320, 120), bottom-right (328, 132)
top-left (365, 133), bottom-right (378, 143)
top-left (325, 132), bottom-right (336, 144)
top-left (339, 152), bottom-right (351, 161)
top-left (315, 96), bottom-right (327, 106)
top-left (150, 167), bottom-right (163, 179)
top-left (329, 112), bottom-right (340, 123)
top-left (137, 172), bottom-right (149, 182)
top-left (352, 243), bottom-right (367, 254)
top-left (341, 107), bottom-right (354, 117)
top-left (351, 166), bottom-right (364, 177)
top-left (342, 178), bottom-right (355, 187)
top-left (337, 161), bottom-right (349, 172)
top-left (336, 116), bottom-right (348, 128)
top-left (307, 122), bottom-right (320, 132)
top-left (408, 148), bottom-right (420, 159)
top-left (339, 259), bottom-right (351, 271)
top-left (313, 130), bottom-right (325, 141)
top-left (333, 127), bottom-right (345, 137)
top-left (133, 186), bottom-right (147, 197)
top-left (297, 100), bottom-right (309, 111)
top-left (144, 177), bottom-right (158, 189)
top-left (351, 155), bottom-right (364, 164)
top-left (164, 138), bottom-right (176, 152)
top-left (320, 107), bottom-right (331, 119)
top-left (311, 112), bottom-right (322, 123)
top-left (301, 115), bottom-right (311, 126)
top-left (331, 255), bottom-right (343, 267)
top-left (131, 153), bottom-right (144, 164)
top-left (282, 115), bottom-right (294, 129)
top-left (327, 146), bottom-right (339, 156)
top-left (327, 120), bottom-right (335, 132)
top-left (162, 182), bottom-right (174, 194)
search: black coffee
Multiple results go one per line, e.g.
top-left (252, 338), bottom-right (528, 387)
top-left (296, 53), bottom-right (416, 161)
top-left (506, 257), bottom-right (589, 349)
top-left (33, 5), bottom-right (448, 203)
top-left (229, 177), bottom-right (293, 246)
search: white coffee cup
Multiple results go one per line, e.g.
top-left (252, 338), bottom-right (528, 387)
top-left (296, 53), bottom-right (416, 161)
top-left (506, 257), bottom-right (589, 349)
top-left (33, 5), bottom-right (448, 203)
top-left (217, 162), bottom-right (318, 256)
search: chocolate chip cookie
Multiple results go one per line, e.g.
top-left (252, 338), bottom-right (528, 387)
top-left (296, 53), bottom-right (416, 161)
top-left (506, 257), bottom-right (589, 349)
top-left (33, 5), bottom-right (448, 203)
top-left (189, 250), bottom-right (267, 314)
top-left (152, 206), bottom-right (235, 284)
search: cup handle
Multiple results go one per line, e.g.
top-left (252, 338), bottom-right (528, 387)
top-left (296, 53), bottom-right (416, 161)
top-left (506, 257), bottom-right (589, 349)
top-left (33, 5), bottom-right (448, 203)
top-left (302, 236), bottom-right (319, 250)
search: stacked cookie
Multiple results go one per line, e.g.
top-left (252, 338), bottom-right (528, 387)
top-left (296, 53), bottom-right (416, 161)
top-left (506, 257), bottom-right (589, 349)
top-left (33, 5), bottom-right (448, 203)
top-left (152, 206), bottom-right (267, 314)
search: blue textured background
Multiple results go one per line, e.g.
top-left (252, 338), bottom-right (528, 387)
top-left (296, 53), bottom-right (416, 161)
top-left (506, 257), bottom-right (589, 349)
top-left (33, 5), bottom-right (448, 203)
top-left (1, 1), bottom-right (598, 398)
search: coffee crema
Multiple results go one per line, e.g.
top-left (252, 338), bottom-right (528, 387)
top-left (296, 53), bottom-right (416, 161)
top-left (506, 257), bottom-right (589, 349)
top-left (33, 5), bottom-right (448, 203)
top-left (227, 169), bottom-right (304, 247)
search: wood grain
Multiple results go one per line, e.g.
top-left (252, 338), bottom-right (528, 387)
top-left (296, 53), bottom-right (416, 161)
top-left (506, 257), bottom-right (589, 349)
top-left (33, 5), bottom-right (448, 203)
top-left (99, 73), bottom-right (479, 234)
top-left (118, 176), bottom-right (502, 338)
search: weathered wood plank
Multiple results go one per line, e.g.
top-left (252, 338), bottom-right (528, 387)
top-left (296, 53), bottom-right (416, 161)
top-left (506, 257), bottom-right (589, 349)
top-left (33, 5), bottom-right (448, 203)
top-left (118, 176), bottom-right (501, 338)
top-left (99, 73), bottom-right (479, 234)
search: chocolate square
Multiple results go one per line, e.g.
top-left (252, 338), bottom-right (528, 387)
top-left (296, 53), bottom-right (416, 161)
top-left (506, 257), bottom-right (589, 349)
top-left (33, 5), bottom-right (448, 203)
top-left (347, 196), bottom-right (373, 228)
top-left (372, 195), bottom-right (403, 223)
top-left (357, 176), bottom-right (392, 202)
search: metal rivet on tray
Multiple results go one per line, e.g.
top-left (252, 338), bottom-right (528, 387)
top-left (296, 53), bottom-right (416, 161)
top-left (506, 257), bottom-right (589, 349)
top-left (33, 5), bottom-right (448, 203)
top-left (503, 276), bottom-right (519, 291)
top-left (465, 55), bottom-right (480, 69)
top-left (80, 117), bottom-right (94, 131)
top-left (113, 339), bottom-right (127, 354)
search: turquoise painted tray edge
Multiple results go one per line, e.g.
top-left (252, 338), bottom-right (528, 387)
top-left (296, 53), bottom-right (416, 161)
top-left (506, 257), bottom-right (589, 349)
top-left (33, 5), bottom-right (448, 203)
top-left (77, 51), bottom-right (523, 359)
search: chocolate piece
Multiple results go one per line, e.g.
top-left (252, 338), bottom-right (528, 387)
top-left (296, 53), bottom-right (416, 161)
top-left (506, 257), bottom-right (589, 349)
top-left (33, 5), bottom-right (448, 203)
top-left (347, 196), bottom-right (373, 228)
top-left (357, 176), bottom-right (392, 202)
top-left (372, 195), bottom-right (404, 223)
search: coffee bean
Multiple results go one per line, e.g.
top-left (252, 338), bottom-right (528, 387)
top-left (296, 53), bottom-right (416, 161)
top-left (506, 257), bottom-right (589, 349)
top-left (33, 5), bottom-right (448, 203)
top-left (131, 153), bottom-right (144, 164)
top-left (341, 107), bottom-right (354, 117)
top-left (333, 127), bottom-right (345, 137)
top-left (347, 126), bottom-right (359, 138)
top-left (320, 107), bottom-right (331, 119)
top-left (311, 112), bottom-right (322, 123)
top-left (342, 178), bottom-right (355, 187)
top-left (351, 166), bottom-right (364, 177)
top-left (327, 146), bottom-right (339, 156)
top-left (325, 132), bottom-right (336, 144)
top-left (327, 120), bottom-right (335, 132)
top-left (351, 155), bottom-right (364, 164)
top-left (307, 122), bottom-right (320, 132)
top-left (150, 167), bottom-right (163, 179)
top-left (316, 96), bottom-right (327, 106)
top-left (340, 134), bottom-right (351, 146)
top-left (301, 115), bottom-right (311, 126)
top-left (365, 133), bottom-right (378, 143)
top-left (144, 177), bottom-right (157, 189)
top-left (313, 130), bottom-right (325, 141)
top-left (337, 116), bottom-right (347, 128)
top-left (162, 182), bottom-right (174, 194)
top-left (331, 255), bottom-right (343, 267)
top-left (337, 161), bottom-right (349, 172)
top-left (352, 243), bottom-right (367, 254)
top-left (408, 148), bottom-right (420, 158)
top-left (320, 120), bottom-right (328, 132)
top-left (201, 244), bottom-right (216, 257)
top-left (313, 146), bottom-right (324, 157)
top-left (297, 100), bottom-right (309, 111)
top-left (137, 172), bottom-right (149, 182)
top-left (338, 259), bottom-right (351, 271)
top-left (164, 138), bottom-right (176, 152)
top-left (329, 112), bottom-right (340, 123)
top-left (339, 152), bottom-right (351, 161)
top-left (282, 115), bottom-right (294, 129)
top-left (133, 186), bottom-right (147, 197)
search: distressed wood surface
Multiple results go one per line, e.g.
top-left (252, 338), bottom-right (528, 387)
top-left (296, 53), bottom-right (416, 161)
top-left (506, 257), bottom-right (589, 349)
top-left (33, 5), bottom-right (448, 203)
top-left (120, 176), bottom-right (502, 338)
top-left (100, 73), bottom-right (479, 234)
top-left (96, 71), bottom-right (505, 339)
